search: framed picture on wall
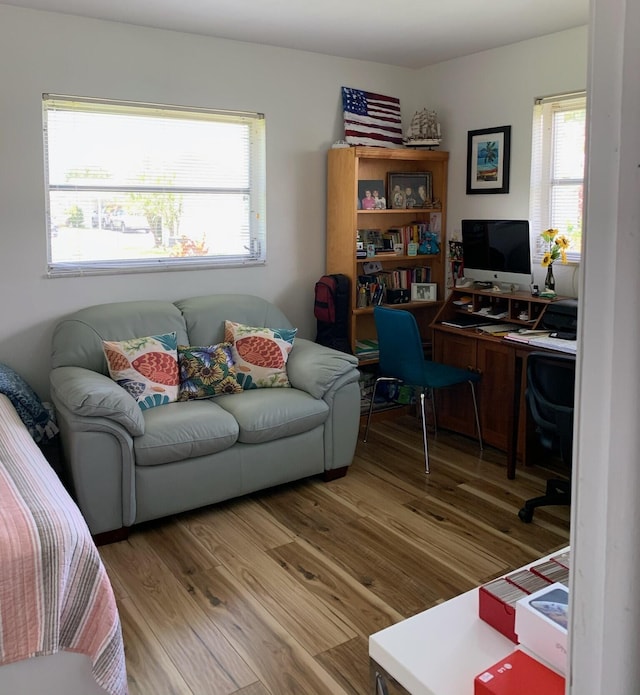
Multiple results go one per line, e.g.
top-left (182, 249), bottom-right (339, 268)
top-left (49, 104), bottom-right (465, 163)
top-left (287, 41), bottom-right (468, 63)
top-left (466, 125), bottom-right (511, 194)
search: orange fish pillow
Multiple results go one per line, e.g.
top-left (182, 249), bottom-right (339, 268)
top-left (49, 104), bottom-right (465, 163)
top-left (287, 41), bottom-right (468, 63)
top-left (224, 321), bottom-right (297, 389)
top-left (103, 332), bottom-right (179, 409)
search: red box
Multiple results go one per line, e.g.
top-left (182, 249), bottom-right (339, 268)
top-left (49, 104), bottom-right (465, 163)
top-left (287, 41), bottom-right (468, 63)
top-left (474, 649), bottom-right (565, 695)
top-left (478, 580), bottom-right (528, 642)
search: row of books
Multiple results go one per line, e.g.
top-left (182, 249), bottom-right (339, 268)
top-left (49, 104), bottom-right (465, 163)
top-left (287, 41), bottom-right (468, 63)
top-left (387, 224), bottom-right (440, 254)
top-left (356, 268), bottom-right (432, 307)
top-left (355, 339), bottom-right (380, 360)
top-left (358, 266), bottom-right (432, 291)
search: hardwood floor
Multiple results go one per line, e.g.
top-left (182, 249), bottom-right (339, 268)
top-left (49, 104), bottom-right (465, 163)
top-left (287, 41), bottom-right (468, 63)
top-left (99, 415), bottom-right (570, 695)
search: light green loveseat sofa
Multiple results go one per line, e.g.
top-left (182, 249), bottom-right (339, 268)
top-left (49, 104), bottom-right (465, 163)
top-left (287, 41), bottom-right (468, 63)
top-left (50, 294), bottom-right (360, 542)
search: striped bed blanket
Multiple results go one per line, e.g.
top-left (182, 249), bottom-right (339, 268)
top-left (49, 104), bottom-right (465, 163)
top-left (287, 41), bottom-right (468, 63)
top-left (0, 394), bottom-right (128, 695)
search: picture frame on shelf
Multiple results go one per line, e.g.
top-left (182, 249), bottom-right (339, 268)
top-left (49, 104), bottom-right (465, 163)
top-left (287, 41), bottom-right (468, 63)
top-left (388, 172), bottom-right (433, 209)
top-left (357, 179), bottom-right (386, 210)
top-left (466, 125), bottom-right (511, 194)
top-left (358, 228), bottom-right (383, 252)
top-left (411, 282), bottom-right (438, 302)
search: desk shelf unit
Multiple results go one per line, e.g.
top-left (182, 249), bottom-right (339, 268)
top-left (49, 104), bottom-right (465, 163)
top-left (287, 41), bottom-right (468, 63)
top-left (326, 146), bottom-right (448, 361)
top-left (431, 287), bottom-right (567, 462)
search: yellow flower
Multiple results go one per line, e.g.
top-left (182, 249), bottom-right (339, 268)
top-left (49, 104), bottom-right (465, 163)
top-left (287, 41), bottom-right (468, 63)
top-left (540, 228), bottom-right (569, 267)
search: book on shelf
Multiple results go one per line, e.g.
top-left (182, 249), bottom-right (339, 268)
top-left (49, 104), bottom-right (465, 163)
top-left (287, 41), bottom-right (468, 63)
top-left (374, 221), bottom-right (441, 256)
top-left (357, 266), bottom-right (432, 307)
top-left (355, 339), bottom-right (379, 355)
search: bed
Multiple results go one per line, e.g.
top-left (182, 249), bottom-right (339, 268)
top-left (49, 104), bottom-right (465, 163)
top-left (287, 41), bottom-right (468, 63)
top-left (0, 393), bottom-right (128, 694)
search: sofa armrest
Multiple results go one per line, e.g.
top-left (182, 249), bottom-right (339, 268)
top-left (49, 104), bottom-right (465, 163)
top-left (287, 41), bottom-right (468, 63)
top-left (287, 338), bottom-right (359, 399)
top-left (50, 366), bottom-right (145, 437)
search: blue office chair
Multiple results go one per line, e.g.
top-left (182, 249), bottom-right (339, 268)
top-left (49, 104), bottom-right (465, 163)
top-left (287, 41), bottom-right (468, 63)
top-left (518, 351), bottom-right (575, 522)
top-left (363, 306), bottom-right (483, 473)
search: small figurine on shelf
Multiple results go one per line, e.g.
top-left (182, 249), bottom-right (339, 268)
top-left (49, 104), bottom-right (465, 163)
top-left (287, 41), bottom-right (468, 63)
top-left (419, 229), bottom-right (440, 255)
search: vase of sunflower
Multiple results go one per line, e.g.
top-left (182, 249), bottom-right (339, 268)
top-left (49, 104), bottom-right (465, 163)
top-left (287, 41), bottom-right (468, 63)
top-left (540, 228), bottom-right (569, 292)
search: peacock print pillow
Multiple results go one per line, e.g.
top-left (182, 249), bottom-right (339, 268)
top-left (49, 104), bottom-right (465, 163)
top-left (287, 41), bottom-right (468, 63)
top-left (103, 332), bottom-right (179, 410)
top-left (224, 321), bottom-right (297, 389)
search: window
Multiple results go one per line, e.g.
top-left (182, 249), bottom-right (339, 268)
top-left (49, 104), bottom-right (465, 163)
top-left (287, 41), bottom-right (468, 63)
top-left (43, 95), bottom-right (266, 276)
top-left (529, 92), bottom-right (586, 263)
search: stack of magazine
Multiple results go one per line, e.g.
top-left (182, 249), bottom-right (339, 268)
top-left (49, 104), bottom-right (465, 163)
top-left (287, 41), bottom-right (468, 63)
top-left (354, 339), bottom-right (379, 361)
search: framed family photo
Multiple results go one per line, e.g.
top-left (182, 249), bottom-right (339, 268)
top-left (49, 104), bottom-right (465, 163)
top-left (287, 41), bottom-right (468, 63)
top-left (357, 179), bottom-right (386, 210)
top-left (388, 172), bottom-right (433, 209)
top-left (466, 125), bottom-right (511, 194)
top-left (411, 282), bottom-right (438, 302)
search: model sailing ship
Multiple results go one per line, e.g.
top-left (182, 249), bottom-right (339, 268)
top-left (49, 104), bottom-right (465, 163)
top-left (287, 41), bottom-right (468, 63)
top-left (403, 109), bottom-right (442, 148)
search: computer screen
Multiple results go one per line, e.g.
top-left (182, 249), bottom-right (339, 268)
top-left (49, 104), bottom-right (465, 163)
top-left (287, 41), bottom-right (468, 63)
top-left (461, 219), bottom-right (532, 288)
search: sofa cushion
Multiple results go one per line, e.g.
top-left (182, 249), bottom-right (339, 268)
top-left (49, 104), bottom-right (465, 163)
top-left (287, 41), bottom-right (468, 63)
top-left (134, 399), bottom-right (239, 466)
top-left (103, 332), bottom-right (179, 410)
top-left (174, 294), bottom-right (293, 347)
top-left (215, 388), bottom-right (328, 444)
top-left (52, 300), bottom-right (189, 374)
top-left (224, 321), bottom-right (297, 390)
top-left (177, 343), bottom-right (242, 401)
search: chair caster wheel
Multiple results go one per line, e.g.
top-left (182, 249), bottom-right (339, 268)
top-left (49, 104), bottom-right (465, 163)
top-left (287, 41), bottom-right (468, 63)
top-left (518, 506), bottom-right (533, 523)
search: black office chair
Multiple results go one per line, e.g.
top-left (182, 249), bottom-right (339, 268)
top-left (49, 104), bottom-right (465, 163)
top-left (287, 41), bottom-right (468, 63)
top-left (518, 351), bottom-right (575, 523)
top-left (363, 306), bottom-right (482, 473)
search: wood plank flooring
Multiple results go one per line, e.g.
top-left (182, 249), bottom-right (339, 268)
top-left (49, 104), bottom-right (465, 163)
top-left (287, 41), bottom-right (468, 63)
top-left (99, 415), bottom-right (570, 695)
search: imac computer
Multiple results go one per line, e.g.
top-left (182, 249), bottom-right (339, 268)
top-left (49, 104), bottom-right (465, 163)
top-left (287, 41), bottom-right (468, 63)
top-left (460, 219), bottom-right (532, 290)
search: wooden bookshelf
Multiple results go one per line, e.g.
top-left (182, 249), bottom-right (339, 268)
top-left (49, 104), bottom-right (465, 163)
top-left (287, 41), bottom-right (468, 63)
top-left (326, 146), bottom-right (448, 358)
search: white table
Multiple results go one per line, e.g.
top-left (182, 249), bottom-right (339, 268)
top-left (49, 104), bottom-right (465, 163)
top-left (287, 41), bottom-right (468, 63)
top-left (369, 549), bottom-right (569, 694)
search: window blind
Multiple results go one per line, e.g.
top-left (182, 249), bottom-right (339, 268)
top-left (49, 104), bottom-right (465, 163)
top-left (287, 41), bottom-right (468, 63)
top-left (529, 92), bottom-right (586, 263)
top-left (43, 95), bottom-right (266, 276)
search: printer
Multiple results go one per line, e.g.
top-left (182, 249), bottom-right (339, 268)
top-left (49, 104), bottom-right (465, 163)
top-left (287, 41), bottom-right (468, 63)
top-left (542, 298), bottom-right (578, 339)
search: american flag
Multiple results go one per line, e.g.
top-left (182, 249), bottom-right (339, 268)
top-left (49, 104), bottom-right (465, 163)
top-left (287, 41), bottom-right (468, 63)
top-left (342, 87), bottom-right (403, 148)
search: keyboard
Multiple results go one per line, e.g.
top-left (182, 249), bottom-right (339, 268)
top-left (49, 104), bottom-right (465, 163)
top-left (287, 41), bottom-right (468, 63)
top-left (527, 336), bottom-right (577, 354)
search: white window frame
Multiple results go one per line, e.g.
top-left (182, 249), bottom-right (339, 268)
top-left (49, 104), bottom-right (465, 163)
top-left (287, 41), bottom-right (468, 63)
top-left (43, 95), bottom-right (266, 277)
top-left (529, 91), bottom-right (586, 264)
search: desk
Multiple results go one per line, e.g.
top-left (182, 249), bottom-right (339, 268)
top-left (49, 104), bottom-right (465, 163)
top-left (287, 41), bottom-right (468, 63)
top-left (431, 288), bottom-right (575, 476)
top-left (432, 325), bottom-right (575, 479)
top-left (368, 548), bottom-right (569, 695)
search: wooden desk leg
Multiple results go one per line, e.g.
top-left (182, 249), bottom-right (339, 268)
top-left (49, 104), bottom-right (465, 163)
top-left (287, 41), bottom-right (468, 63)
top-left (507, 354), bottom-right (523, 479)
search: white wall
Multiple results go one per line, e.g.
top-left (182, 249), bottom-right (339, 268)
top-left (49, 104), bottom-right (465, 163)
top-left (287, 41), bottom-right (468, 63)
top-left (570, 0), bottom-right (640, 690)
top-left (410, 27), bottom-right (588, 297)
top-left (0, 4), bottom-right (408, 397)
top-left (0, 4), bottom-right (588, 400)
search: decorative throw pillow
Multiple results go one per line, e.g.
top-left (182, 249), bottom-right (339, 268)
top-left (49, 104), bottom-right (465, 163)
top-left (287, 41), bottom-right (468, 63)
top-left (177, 343), bottom-right (242, 401)
top-left (103, 332), bottom-right (179, 410)
top-left (224, 321), bottom-right (297, 389)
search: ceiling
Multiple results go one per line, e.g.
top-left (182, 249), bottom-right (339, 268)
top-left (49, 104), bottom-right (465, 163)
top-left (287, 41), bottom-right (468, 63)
top-left (3, 0), bottom-right (589, 68)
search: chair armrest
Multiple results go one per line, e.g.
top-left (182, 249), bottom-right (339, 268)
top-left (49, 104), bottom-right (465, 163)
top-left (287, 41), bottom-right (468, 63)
top-left (50, 366), bottom-right (145, 436)
top-left (287, 338), bottom-right (359, 399)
